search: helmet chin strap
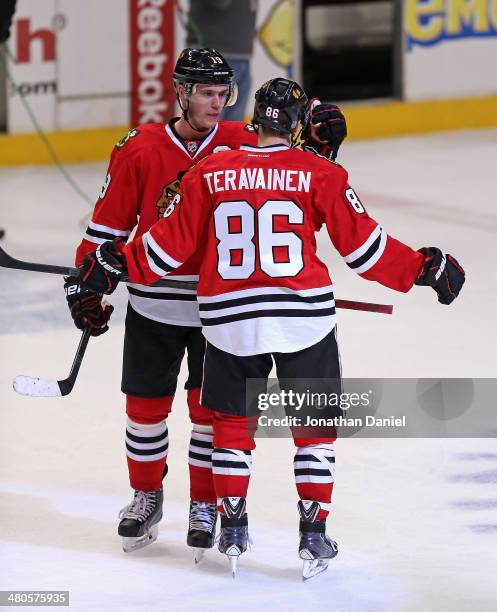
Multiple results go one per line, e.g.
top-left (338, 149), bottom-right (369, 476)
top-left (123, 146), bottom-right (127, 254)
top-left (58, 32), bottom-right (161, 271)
top-left (184, 110), bottom-right (210, 134)
top-left (177, 92), bottom-right (211, 135)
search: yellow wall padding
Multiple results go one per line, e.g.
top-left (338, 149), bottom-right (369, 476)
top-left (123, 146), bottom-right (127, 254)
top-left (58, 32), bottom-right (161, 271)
top-left (0, 126), bottom-right (129, 166)
top-left (342, 95), bottom-right (497, 140)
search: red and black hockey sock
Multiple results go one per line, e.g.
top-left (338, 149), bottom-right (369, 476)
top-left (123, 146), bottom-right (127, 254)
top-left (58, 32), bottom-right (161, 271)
top-left (125, 395), bottom-right (173, 492)
top-left (212, 448), bottom-right (252, 513)
top-left (125, 418), bottom-right (169, 491)
top-left (188, 423), bottom-right (216, 503)
top-left (293, 442), bottom-right (335, 521)
top-left (211, 411), bottom-right (256, 514)
top-left (187, 388), bottom-right (216, 503)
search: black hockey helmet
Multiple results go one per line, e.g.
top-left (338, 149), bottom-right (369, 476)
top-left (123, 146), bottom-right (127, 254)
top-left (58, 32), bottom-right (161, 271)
top-left (173, 48), bottom-right (237, 107)
top-left (252, 78), bottom-right (309, 137)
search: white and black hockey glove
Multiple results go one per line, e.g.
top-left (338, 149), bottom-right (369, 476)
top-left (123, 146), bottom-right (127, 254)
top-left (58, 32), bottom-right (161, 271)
top-left (415, 247), bottom-right (465, 305)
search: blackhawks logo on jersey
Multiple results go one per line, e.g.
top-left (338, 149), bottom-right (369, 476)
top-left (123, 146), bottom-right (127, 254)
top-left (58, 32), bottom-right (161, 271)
top-left (116, 128), bottom-right (140, 149)
top-left (156, 178), bottom-right (181, 218)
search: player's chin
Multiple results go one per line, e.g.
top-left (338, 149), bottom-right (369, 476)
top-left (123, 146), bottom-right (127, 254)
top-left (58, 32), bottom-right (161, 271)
top-left (204, 114), bottom-right (220, 127)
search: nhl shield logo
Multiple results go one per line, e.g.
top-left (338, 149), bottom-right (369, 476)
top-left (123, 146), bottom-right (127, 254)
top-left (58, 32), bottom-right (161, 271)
top-left (186, 140), bottom-right (199, 155)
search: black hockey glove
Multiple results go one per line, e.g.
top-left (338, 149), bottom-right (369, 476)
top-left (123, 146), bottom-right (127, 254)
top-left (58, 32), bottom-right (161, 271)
top-left (303, 99), bottom-right (347, 161)
top-left (415, 247), bottom-right (465, 305)
top-left (64, 276), bottom-right (114, 336)
top-left (78, 238), bottom-right (126, 294)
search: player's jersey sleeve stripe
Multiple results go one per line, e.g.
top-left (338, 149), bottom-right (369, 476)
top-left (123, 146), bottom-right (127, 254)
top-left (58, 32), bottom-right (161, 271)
top-left (143, 232), bottom-right (182, 276)
top-left (84, 220), bottom-right (131, 244)
top-left (343, 225), bottom-right (381, 264)
top-left (343, 225), bottom-right (387, 274)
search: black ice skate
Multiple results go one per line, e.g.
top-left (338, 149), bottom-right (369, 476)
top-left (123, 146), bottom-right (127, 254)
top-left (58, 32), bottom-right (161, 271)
top-left (298, 500), bottom-right (338, 581)
top-left (118, 489), bottom-right (163, 552)
top-left (217, 497), bottom-right (249, 577)
top-left (187, 501), bottom-right (217, 563)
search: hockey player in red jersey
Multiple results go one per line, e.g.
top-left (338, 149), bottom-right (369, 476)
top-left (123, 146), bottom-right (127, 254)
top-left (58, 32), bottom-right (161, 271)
top-left (63, 48), bottom-right (347, 558)
top-left (75, 77), bottom-right (465, 578)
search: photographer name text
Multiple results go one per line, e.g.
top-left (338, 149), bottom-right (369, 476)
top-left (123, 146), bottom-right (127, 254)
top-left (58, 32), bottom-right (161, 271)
top-left (258, 415), bottom-right (406, 428)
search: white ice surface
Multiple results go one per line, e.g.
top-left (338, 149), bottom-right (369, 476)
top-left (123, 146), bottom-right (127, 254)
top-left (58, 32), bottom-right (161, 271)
top-left (1, 130), bottom-right (497, 611)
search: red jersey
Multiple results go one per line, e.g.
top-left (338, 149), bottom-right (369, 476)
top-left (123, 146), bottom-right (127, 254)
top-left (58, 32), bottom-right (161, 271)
top-left (124, 143), bottom-right (424, 355)
top-left (75, 120), bottom-right (257, 326)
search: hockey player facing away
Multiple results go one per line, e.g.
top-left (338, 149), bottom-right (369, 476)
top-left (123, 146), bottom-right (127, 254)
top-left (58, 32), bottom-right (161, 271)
top-left (63, 49), bottom-right (347, 557)
top-left (75, 77), bottom-right (465, 578)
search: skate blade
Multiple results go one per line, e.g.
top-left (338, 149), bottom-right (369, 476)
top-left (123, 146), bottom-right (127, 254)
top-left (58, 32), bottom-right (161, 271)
top-left (302, 559), bottom-right (329, 581)
top-left (121, 524), bottom-right (159, 552)
top-left (221, 544), bottom-right (243, 578)
top-left (229, 555), bottom-right (238, 578)
top-left (193, 548), bottom-right (206, 564)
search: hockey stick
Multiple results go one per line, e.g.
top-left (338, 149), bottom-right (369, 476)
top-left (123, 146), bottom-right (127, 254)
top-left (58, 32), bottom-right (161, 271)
top-left (0, 245), bottom-right (196, 290)
top-left (0, 244), bottom-right (79, 277)
top-left (335, 299), bottom-right (392, 315)
top-left (0, 245), bottom-right (393, 314)
top-left (13, 327), bottom-right (91, 397)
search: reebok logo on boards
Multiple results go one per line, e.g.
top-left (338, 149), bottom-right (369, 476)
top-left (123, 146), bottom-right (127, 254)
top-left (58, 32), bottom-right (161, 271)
top-left (132, 0), bottom-right (172, 124)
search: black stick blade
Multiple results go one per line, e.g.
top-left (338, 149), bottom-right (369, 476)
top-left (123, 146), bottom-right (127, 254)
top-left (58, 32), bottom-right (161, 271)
top-left (0, 245), bottom-right (78, 276)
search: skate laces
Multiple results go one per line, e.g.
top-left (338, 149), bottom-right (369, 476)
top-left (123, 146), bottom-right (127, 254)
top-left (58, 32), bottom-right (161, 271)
top-left (189, 501), bottom-right (217, 532)
top-left (119, 491), bottom-right (157, 522)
